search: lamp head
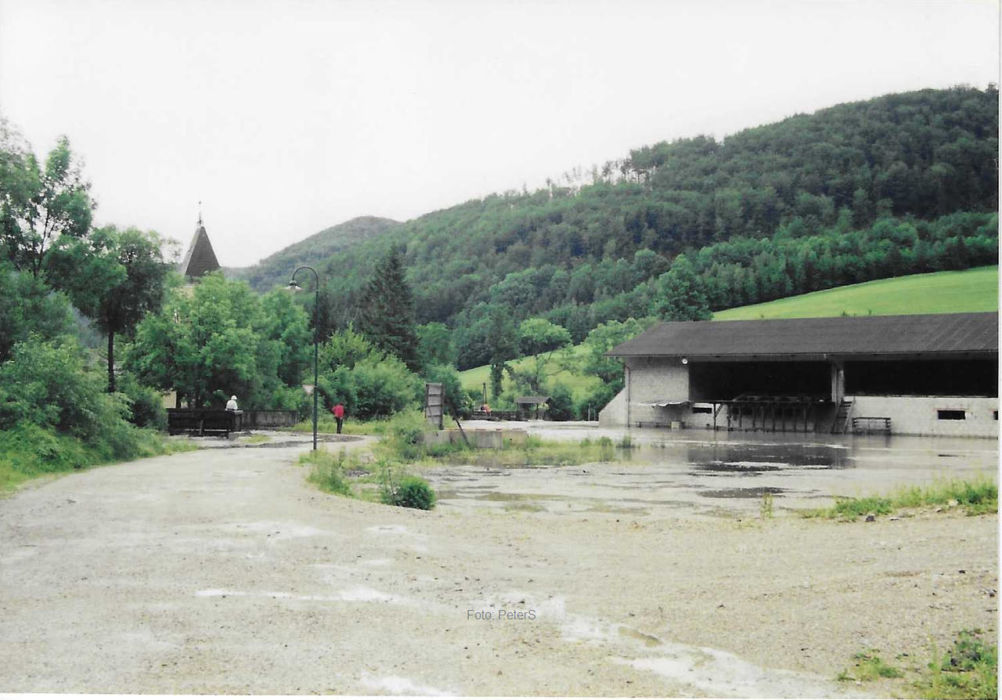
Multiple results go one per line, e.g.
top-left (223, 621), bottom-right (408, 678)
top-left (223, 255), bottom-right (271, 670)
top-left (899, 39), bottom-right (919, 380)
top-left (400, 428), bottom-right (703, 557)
top-left (286, 279), bottom-right (303, 292)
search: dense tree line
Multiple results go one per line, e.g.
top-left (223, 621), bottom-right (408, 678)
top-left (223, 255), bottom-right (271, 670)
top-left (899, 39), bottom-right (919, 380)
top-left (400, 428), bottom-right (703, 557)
top-left (0, 121), bottom-right (187, 480)
top-left (262, 86), bottom-right (998, 367)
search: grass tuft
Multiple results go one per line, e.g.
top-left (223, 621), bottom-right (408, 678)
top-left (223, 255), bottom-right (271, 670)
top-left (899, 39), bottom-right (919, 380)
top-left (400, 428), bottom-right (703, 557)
top-left (300, 448), bottom-right (356, 497)
top-left (760, 491), bottom-right (774, 519)
top-left (802, 477), bottom-right (997, 520)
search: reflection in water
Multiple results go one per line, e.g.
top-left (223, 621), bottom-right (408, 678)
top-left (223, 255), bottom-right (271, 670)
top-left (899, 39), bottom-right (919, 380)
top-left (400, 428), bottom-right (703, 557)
top-left (681, 441), bottom-right (854, 475)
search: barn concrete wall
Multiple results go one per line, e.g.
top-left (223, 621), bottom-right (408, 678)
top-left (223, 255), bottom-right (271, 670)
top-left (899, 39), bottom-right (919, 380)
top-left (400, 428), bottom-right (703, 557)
top-left (625, 357), bottom-right (689, 426)
top-left (850, 395), bottom-right (999, 438)
top-left (598, 388), bottom-right (627, 427)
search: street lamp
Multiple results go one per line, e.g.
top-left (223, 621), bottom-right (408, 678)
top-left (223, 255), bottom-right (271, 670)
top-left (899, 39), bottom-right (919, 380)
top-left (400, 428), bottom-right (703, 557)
top-left (287, 266), bottom-right (320, 451)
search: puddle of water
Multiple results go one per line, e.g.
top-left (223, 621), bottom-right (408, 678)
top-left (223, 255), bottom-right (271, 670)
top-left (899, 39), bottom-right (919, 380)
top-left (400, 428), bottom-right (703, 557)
top-left (424, 428), bottom-right (997, 519)
top-left (360, 674), bottom-right (455, 696)
top-left (516, 590), bottom-right (848, 698)
top-left (336, 585), bottom-right (397, 602)
top-left (194, 586), bottom-right (405, 604)
top-left (700, 486), bottom-right (787, 499)
top-left (619, 626), bottom-right (663, 647)
top-left (616, 646), bottom-right (851, 698)
top-left (693, 461), bottom-right (783, 473)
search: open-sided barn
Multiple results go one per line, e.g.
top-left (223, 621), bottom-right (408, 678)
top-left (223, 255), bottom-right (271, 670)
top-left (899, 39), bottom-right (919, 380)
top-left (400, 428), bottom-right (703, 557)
top-left (600, 312), bottom-right (998, 438)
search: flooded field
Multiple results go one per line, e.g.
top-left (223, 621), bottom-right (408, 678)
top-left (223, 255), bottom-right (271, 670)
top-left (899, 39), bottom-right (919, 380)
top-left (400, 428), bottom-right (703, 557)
top-left (426, 421), bottom-right (998, 518)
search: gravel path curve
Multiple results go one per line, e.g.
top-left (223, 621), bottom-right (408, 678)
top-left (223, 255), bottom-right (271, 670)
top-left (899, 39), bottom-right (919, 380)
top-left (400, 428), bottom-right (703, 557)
top-left (0, 436), bottom-right (996, 696)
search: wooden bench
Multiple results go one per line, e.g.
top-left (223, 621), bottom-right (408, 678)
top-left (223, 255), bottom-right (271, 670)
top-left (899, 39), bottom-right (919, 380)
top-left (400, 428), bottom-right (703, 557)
top-left (852, 416), bottom-right (891, 435)
top-left (167, 409), bottom-right (243, 438)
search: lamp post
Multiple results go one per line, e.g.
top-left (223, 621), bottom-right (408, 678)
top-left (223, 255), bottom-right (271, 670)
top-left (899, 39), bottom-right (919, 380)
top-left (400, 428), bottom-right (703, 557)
top-left (287, 266), bottom-right (320, 451)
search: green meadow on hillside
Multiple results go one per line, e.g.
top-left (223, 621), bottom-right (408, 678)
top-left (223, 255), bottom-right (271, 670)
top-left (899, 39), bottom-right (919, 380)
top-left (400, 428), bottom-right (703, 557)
top-left (713, 266), bottom-right (998, 320)
top-left (460, 267), bottom-right (999, 404)
top-left (459, 344), bottom-right (600, 405)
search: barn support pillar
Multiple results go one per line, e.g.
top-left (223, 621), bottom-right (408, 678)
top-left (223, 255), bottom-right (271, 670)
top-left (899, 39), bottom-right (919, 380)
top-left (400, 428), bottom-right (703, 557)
top-left (830, 359), bottom-right (845, 403)
top-left (625, 365), bottom-right (632, 428)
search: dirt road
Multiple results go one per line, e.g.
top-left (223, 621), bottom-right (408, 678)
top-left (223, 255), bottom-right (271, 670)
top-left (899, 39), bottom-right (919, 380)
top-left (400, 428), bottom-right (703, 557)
top-left (0, 435), bottom-right (996, 696)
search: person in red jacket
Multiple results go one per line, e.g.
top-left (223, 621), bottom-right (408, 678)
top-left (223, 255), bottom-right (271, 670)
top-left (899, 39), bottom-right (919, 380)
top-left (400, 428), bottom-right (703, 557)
top-left (331, 402), bottom-right (345, 434)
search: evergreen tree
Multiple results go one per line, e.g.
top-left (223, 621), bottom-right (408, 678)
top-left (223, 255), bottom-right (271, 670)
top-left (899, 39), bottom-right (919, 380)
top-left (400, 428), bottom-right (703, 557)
top-left (357, 246), bottom-right (421, 371)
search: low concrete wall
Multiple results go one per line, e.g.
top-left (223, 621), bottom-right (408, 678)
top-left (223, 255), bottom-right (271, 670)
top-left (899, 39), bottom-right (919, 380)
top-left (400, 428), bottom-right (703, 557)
top-left (850, 395), bottom-right (999, 438)
top-left (426, 428), bottom-right (529, 449)
top-left (243, 410), bottom-right (299, 428)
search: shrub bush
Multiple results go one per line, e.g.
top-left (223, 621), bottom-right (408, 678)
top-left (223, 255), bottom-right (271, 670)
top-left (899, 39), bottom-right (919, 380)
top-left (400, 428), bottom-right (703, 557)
top-left (546, 381), bottom-right (576, 421)
top-left (118, 373), bottom-right (167, 430)
top-left (381, 474), bottom-right (436, 510)
top-left (383, 410), bottom-right (430, 461)
top-left (320, 354), bottom-right (422, 420)
top-left (576, 381), bottom-right (620, 421)
top-left (0, 338), bottom-right (173, 488)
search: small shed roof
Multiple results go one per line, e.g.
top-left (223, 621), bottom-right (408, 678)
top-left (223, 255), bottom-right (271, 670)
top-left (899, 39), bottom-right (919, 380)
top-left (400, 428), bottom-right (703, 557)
top-left (608, 312), bottom-right (998, 359)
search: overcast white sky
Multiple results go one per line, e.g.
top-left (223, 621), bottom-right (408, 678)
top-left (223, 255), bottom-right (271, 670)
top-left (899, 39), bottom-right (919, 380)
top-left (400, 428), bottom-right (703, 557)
top-left (0, 0), bottom-right (998, 267)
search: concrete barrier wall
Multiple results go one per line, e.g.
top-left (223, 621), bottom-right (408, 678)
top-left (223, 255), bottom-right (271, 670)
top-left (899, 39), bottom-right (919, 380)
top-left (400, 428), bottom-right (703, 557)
top-left (243, 410), bottom-right (299, 428)
top-left (850, 395), bottom-right (999, 438)
top-left (426, 428), bottom-right (529, 448)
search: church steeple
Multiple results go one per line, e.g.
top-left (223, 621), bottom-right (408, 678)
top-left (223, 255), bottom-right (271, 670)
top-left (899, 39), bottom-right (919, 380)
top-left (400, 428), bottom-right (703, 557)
top-left (179, 205), bottom-right (221, 280)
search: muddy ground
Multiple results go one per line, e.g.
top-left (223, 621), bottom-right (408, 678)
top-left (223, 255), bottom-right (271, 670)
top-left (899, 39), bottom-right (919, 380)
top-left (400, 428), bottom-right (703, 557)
top-left (0, 427), bottom-right (996, 697)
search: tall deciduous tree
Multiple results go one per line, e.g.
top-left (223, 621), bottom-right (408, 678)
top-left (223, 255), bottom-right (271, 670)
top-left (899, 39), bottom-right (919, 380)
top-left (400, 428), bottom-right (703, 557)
top-left (126, 273), bottom-right (297, 409)
top-left (0, 125), bottom-right (93, 278)
top-left (652, 255), bottom-right (712, 321)
top-left (357, 246), bottom-right (420, 371)
top-left (47, 226), bottom-right (170, 392)
top-left (487, 306), bottom-right (519, 400)
top-left (518, 318), bottom-right (572, 357)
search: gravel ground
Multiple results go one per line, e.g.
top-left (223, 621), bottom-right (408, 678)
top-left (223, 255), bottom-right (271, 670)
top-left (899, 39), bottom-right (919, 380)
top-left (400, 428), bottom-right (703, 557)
top-left (0, 432), bottom-right (996, 696)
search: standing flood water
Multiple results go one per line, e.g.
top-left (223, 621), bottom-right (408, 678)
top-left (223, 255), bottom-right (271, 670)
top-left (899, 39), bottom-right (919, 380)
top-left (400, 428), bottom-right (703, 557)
top-left (426, 422), bottom-right (998, 518)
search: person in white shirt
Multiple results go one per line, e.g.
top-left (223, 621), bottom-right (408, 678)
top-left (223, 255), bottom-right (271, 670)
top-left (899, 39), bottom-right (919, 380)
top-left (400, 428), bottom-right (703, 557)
top-left (225, 395), bottom-right (238, 411)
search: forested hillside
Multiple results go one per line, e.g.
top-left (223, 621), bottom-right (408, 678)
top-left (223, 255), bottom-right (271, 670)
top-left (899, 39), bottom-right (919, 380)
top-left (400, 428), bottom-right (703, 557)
top-left (242, 86), bottom-right (999, 370)
top-left (228, 215), bottom-right (400, 290)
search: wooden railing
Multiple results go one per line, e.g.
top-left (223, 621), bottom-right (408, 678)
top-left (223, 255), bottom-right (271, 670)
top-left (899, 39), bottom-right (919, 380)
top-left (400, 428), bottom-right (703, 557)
top-left (167, 409), bottom-right (242, 437)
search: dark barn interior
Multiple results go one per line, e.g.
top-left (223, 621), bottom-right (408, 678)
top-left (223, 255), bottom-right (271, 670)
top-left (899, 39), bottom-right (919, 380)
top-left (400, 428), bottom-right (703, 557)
top-left (845, 359), bottom-right (998, 397)
top-left (689, 361), bottom-right (830, 401)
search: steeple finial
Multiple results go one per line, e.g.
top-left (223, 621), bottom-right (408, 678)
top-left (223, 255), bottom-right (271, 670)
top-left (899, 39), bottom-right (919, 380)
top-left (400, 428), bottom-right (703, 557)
top-left (197, 200), bottom-right (203, 226)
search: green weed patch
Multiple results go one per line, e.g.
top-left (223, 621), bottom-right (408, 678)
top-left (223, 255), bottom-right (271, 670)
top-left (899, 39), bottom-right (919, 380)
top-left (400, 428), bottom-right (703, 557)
top-left (916, 630), bottom-right (999, 700)
top-left (838, 631), bottom-right (998, 699)
top-left (802, 477), bottom-right (997, 520)
top-left (301, 449), bottom-right (357, 497)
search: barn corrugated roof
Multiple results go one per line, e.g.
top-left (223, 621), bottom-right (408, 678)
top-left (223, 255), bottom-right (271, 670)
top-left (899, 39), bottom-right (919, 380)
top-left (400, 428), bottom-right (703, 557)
top-left (179, 222), bottom-right (220, 279)
top-left (609, 312), bottom-right (998, 358)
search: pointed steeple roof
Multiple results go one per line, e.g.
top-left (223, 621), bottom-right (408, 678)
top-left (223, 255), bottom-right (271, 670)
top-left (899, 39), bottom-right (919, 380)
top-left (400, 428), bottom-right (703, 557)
top-left (179, 213), bottom-right (221, 279)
